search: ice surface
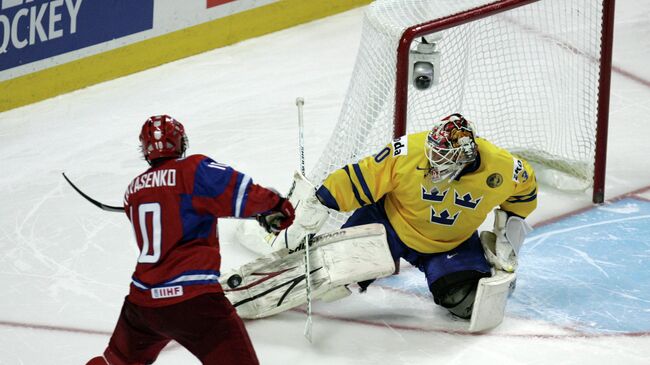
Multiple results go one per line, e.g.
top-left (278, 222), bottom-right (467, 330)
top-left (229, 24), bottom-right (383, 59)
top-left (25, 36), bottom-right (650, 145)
top-left (1, 2), bottom-right (650, 364)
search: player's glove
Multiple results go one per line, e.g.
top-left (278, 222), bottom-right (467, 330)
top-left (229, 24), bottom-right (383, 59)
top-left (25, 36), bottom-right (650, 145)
top-left (480, 209), bottom-right (532, 272)
top-left (260, 171), bottom-right (330, 252)
top-left (256, 198), bottom-right (295, 234)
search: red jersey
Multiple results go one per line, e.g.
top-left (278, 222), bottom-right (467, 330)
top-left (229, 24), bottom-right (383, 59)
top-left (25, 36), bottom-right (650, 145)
top-left (123, 154), bottom-right (280, 307)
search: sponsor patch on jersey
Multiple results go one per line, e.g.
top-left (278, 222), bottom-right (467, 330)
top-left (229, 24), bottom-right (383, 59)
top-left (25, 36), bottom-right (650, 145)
top-left (487, 173), bottom-right (503, 188)
top-left (512, 158), bottom-right (524, 182)
top-left (392, 136), bottom-right (408, 157)
top-left (151, 285), bottom-right (184, 299)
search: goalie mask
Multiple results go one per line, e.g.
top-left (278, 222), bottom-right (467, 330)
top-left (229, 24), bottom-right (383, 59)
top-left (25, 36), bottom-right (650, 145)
top-left (139, 115), bottom-right (188, 164)
top-left (425, 114), bottom-right (477, 183)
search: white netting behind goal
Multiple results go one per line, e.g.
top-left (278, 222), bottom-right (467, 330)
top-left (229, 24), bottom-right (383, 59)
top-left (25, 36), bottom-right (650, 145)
top-left (309, 0), bottom-right (607, 229)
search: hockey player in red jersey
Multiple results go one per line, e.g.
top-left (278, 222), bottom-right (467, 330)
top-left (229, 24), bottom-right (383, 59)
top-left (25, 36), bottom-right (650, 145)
top-left (87, 115), bottom-right (295, 365)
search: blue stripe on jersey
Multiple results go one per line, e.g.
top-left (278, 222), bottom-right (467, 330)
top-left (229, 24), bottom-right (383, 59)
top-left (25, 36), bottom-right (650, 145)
top-left (343, 165), bottom-right (367, 207)
top-left (232, 174), bottom-right (252, 217)
top-left (131, 270), bottom-right (221, 290)
top-left (316, 185), bottom-right (340, 211)
top-left (507, 194), bottom-right (537, 203)
top-left (131, 276), bottom-right (149, 290)
top-left (193, 158), bottom-right (233, 198)
top-left (352, 163), bottom-right (375, 204)
top-left (180, 194), bottom-right (215, 241)
top-left (507, 187), bottom-right (537, 203)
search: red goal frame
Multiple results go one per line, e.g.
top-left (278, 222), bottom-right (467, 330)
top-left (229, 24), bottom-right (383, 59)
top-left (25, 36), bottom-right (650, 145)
top-left (392, 0), bottom-right (616, 204)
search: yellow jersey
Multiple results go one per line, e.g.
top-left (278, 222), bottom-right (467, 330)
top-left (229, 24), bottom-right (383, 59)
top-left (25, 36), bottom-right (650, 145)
top-left (319, 132), bottom-right (537, 253)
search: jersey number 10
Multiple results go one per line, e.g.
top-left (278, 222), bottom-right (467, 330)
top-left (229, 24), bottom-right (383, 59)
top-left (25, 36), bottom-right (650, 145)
top-left (132, 203), bottom-right (162, 264)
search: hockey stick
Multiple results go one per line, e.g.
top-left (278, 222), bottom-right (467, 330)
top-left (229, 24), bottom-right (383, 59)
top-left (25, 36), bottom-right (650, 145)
top-left (63, 172), bottom-right (258, 220)
top-left (62, 173), bottom-right (124, 213)
top-left (296, 97), bottom-right (313, 342)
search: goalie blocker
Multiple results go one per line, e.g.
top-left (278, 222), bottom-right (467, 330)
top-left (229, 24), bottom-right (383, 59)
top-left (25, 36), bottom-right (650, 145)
top-left (221, 223), bottom-right (395, 319)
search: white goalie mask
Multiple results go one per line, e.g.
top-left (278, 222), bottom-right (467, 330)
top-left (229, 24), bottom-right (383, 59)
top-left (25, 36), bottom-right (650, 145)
top-left (425, 114), bottom-right (478, 183)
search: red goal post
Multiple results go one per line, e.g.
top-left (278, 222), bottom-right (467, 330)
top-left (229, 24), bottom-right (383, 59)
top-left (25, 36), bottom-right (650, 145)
top-left (311, 0), bottom-right (616, 212)
top-left (393, 0), bottom-right (616, 204)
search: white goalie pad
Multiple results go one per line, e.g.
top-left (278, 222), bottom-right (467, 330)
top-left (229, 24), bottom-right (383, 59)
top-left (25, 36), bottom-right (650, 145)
top-left (222, 223), bottom-right (395, 319)
top-left (468, 270), bottom-right (516, 332)
top-left (236, 171), bottom-right (330, 255)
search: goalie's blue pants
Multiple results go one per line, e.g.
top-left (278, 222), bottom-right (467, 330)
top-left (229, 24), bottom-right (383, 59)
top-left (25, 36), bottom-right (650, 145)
top-left (342, 199), bottom-right (491, 289)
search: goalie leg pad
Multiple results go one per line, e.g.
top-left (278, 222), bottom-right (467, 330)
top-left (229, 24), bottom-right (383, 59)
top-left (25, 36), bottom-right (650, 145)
top-left (221, 224), bottom-right (394, 319)
top-left (468, 270), bottom-right (517, 332)
top-left (430, 270), bottom-right (490, 319)
top-left (317, 285), bottom-right (352, 302)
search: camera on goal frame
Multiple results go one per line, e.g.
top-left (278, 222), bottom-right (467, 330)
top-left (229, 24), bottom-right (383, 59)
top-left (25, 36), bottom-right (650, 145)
top-left (409, 35), bottom-right (441, 90)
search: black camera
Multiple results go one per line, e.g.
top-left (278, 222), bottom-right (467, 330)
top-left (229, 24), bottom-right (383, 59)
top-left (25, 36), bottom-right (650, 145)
top-left (413, 61), bottom-right (434, 90)
top-left (409, 36), bottom-right (441, 91)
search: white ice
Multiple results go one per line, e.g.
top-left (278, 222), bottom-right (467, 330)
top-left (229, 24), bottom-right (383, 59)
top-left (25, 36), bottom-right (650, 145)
top-left (1, 2), bottom-right (650, 364)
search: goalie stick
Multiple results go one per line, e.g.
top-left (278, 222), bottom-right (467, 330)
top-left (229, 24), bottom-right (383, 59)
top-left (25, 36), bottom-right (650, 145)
top-left (61, 173), bottom-right (124, 212)
top-left (295, 96), bottom-right (314, 342)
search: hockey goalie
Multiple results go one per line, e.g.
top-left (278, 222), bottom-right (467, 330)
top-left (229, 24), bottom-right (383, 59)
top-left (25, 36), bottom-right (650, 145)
top-left (227, 114), bottom-right (537, 333)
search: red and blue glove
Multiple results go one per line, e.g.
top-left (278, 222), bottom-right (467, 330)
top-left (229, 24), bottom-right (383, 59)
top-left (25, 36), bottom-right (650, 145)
top-left (256, 198), bottom-right (295, 234)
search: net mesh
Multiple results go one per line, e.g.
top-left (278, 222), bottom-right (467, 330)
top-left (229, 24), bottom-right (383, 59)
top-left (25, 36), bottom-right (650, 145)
top-left (309, 0), bottom-right (606, 229)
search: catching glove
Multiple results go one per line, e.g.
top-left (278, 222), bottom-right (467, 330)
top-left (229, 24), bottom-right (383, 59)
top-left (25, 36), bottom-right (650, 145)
top-left (480, 209), bottom-right (532, 272)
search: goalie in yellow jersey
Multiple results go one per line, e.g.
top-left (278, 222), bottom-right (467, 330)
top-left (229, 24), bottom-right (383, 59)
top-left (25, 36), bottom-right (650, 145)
top-left (306, 113), bottom-right (537, 327)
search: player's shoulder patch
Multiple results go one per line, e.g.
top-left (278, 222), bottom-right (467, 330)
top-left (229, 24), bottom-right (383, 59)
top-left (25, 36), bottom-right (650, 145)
top-left (391, 136), bottom-right (408, 157)
top-left (486, 173), bottom-right (503, 188)
top-left (511, 157), bottom-right (530, 183)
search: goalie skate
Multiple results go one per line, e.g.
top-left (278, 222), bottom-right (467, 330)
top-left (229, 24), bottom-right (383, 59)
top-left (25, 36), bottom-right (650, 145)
top-left (222, 223), bottom-right (394, 319)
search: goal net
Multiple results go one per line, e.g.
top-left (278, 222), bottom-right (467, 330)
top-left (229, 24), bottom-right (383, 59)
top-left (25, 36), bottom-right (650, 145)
top-left (309, 0), bottom-right (614, 231)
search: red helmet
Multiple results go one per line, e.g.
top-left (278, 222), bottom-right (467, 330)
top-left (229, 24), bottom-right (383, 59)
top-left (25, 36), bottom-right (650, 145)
top-left (139, 115), bottom-right (188, 163)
